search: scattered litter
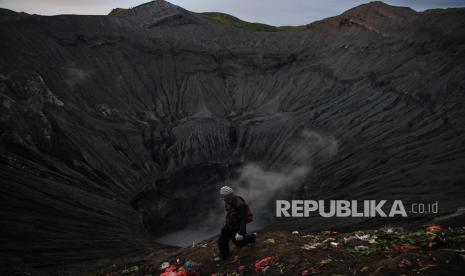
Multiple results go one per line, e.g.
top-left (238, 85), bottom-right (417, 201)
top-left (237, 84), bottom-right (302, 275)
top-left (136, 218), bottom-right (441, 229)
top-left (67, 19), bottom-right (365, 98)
top-left (302, 243), bottom-right (320, 250)
top-left (255, 256), bottom-right (273, 272)
top-left (160, 262), bottom-right (170, 270)
top-left (158, 260), bottom-right (200, 276)
top-left (302, 244), bottom-right (313, 251)
top-left (360, 266), bottom-right (369, 272)
top-left (183, 260), bottom-right (200, 272)
top-left (368, 238), bottom-right (377, 244)
top-left (343, 236), bottom-right (354, 244)
top-left (264, 238), bottom-right (276, 245)
top-left (355, 234), bottom-right (371, 241)
top-left (121, 265), bottom-right (139, 274)
top-left (384, 227), bottom-right (394, 234)
top-left (426, 225), bottom-right (443, 232)
top-left (165, 264), bottom-right (177, 272)
top-left (322, 237), bottom-right (335, 244)
top-left (160, 271), bottom-right (178, 276)
top-left (355, 245), bottom-right (369, 251)
top-left (319, 258), bottom-right (332, 266)
top-left (111, 226), bottom-right (465, 275)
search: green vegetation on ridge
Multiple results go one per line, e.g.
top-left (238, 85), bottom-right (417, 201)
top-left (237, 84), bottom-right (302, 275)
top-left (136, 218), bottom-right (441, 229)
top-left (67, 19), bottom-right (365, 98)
top-left (108, 8), bottom-right (128, 15)
top-left (196, 12), bottom-right (278, 32)
top-left (197, 12), bottom-right (306, 32)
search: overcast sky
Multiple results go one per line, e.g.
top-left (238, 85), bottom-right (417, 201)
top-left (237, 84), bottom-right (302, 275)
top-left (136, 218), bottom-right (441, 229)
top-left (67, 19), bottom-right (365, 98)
top-left (1, 0), bottom-right (465, 25)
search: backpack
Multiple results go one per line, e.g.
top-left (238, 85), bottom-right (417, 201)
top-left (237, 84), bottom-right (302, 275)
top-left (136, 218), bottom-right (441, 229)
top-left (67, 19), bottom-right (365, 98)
top-left (238, 196), bottom-right (254, 223)
top-left (225, 196), bottom-right (254, 223)
top-left (246, 205), bottom-right (253, 223)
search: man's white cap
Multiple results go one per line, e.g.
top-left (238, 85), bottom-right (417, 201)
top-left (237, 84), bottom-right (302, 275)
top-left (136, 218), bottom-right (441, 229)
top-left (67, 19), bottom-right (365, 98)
top-left (219, 186), bottom-right (234, 198)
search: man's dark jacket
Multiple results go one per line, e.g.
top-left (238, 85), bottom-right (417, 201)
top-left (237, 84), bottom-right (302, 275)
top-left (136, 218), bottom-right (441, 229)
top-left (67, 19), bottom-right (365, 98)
top-left (224, 196), bottom-right (248, 235)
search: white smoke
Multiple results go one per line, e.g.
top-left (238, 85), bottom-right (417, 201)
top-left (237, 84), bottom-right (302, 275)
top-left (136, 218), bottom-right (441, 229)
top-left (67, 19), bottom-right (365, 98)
top-left (230, 129), bottom-right (338, 226)
top-left (232, 164), bottom-right (309, 211)
top-left (156, 129), bottom-right (338, 246)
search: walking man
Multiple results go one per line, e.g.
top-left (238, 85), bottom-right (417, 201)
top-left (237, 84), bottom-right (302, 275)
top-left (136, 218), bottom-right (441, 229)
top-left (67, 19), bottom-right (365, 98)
top-left (215, 186), bottom-right (256, 262)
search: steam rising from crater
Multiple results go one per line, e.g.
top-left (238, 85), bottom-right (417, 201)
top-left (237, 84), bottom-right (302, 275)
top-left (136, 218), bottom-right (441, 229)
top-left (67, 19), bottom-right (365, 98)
top-left (232, 129), bottom-right (338, 225)
top-left (156, 129), bottom-right (338, 246)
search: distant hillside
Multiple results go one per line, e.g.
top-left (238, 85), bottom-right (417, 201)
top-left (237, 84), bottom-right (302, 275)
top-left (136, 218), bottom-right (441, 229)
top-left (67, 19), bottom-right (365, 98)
top-left (109, 8), bottom-right (305, 32)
